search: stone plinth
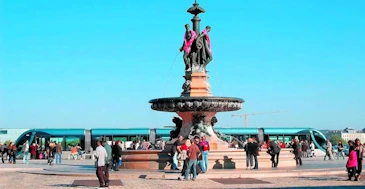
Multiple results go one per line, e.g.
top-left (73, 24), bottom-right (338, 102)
top-left (121, 149), bottom-right (296, 170)
top-left (181, 72), bottom-right (212, 97)
top-left (190, 72), bottom-right (212, 97)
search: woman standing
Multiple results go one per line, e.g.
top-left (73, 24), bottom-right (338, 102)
top-left (354, 138), bottom-right (364, 181)
top-left (347, 140), bottom-right (357, 181)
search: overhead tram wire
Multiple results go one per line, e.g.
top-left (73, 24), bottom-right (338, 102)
top-left (164, 51), bottom-right (181, 97)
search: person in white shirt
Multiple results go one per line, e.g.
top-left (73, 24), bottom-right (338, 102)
top-left (95, 141), bottom-right (109, 187)
top-left (22, 140), bottom-right (29, 164)
top-left (309, 141), bottom-right (316, 158)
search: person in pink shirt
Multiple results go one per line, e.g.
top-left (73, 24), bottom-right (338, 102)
top-left (199, 136), bottom-right (210, 173)
top-left (347, 140), bottom-right (358, 181)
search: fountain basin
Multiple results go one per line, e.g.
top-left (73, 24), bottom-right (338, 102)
top-left (149, 96), bottom-right (244, 112)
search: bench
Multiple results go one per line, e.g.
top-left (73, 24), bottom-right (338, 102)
top-left (82, 152), bottom-right (95, 160)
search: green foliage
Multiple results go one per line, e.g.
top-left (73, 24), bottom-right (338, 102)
top-left (3, 140), bottom-right (11, 146)
top-left (329, 134), bottom-right (346, 145)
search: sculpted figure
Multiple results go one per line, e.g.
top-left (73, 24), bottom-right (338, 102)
top-left (197, 26), bottom-right (213, 69)
top-left (179, 24), bottom-right (196, 71)
top-left (170, 117), bottom-right (183, 140)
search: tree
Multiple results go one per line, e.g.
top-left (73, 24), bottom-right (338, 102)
top-left (4, 140), bottom-right (11, 146)
top-left (329, 135), bottom-right (346, 145)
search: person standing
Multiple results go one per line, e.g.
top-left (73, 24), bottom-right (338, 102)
top-left (245, 138), bottom-right (255, 170)
top-left (337, 140), bottom-right (345, 160)
top-left (252, 137), bottom-right (259, 169)
top-left (183, 138), bottom-right (201, 181)
top-left (102, 141), bottom-right (112, 187)
top-left (293, 139), bottom-right (302, 166)
top-left (10, 143), bottom-right (17, 164)
top-left (29, 143), bottom-right (37, 160)
top-left (302, 141), bottom-right (308, 158)
top-left (324, 140), bottom-right (334, 161)
top-left (112, 141), bottom-right (122, 171)
top-left (347, 140), bottom-right (357, 181)
top-left (171, 136), bottom-right (184, 170)
top-left (55, 142), bottom-right (63, 164)
top-left (1, 143), bottom-right (7, 163)
top-left (22, 140), bottom-right (29, 164)
top-left (354, 138), bottom-right (364, 181)
top-left (309, 141), bottom-right (316, 158)
top-left (199, 136), bottom-right (210, 173)
top-left (95, 140), bottom-right (109, 188)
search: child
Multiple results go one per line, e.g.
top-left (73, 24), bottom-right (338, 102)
top-left (347, 140), bottom-right (358, 181)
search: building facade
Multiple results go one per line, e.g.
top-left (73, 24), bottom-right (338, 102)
top-left (0, 129), bottom-right (29, 143)
top-left (341, 127), bottom-right (365, 142)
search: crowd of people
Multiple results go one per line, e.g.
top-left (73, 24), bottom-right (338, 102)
top-left (169, 135), bottom-right (210, 181)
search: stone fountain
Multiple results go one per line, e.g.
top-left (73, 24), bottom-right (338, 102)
top-left (121, 1), bottom-right (295, 170)
top-left (149, 1), bottom-right (244, 150)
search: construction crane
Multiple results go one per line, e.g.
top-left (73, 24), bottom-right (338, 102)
top-left (232, 111), bottom-right (287, 128)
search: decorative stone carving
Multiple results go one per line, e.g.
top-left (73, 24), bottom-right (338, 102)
top-left (169, 117), bottom-right (183, 140)
top-left (190, 114), bottom-right (211, 137)
top-left (211, 116), bottom-right (218, 127)
top-left (149, 97), bottom-right (244, 112)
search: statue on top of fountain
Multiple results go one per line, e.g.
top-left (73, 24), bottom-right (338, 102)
top-left (180, 24), bottom-right (213, 72)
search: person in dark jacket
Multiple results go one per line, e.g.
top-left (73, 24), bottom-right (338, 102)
top-left (112, 140), bottom-right (123, 171)
top-left (245, 138), bottom-right (255, 170)
top-left (48, 143), bottom-right (56, 166)
top-left (1, 143), bottom-right (7, 163)
top-left (292, 139), bottom-right (302, 166)
top-left (267, 140), bottom-right (281, 168)
top-left (354, 138), bottom-right (364, 181)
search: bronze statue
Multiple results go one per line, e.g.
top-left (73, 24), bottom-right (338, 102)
top-left (180, 24), bottom-right (196, 71)
top-left (198, 26), bottom-right (213, 68)
top-left (179, 1), bottom-right (213, 73)
top-left (169, 116), bottom-right (183, 140)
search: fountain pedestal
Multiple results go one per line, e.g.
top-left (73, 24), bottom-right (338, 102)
top-left (177, 111), bottom-right (228, 150)
top-left (181, 72), bottom-right (212, 97)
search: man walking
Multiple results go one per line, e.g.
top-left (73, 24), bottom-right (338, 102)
top-left (337, 140), bottom-right (345, 160)
top-left (199, 136), bottom-right (210, 173)
top-left (22, 140), bottom-right (29, 164)
top-left (95, 140), bottom-right (109, 188)
top-left (324, 140), bottom-right (334, 161)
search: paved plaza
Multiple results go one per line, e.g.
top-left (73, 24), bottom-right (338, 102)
top-left (0, 158), bottom-right (365, 189)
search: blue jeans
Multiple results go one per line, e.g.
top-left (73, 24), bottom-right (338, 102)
top-left (55, 153), bottom-right (62, 164)
top-left (172, 152), bottom-right (178, 169)
top-left (23, 151), bottom-right (29, 164)
top-left (185, 160), bottom-right (197, 180)
top-left (200, 151), bottom-right (209, 172)
top-left (253, 155), bottom-right (258, 169)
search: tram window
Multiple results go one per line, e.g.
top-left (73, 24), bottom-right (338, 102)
top-left (65, 137), bottom-right (81, 150)
top-left (113, 137), bottom-right (127, 142)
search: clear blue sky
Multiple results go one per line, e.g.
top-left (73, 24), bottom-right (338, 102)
top-left (0, 0), bottom-right (364, 130)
